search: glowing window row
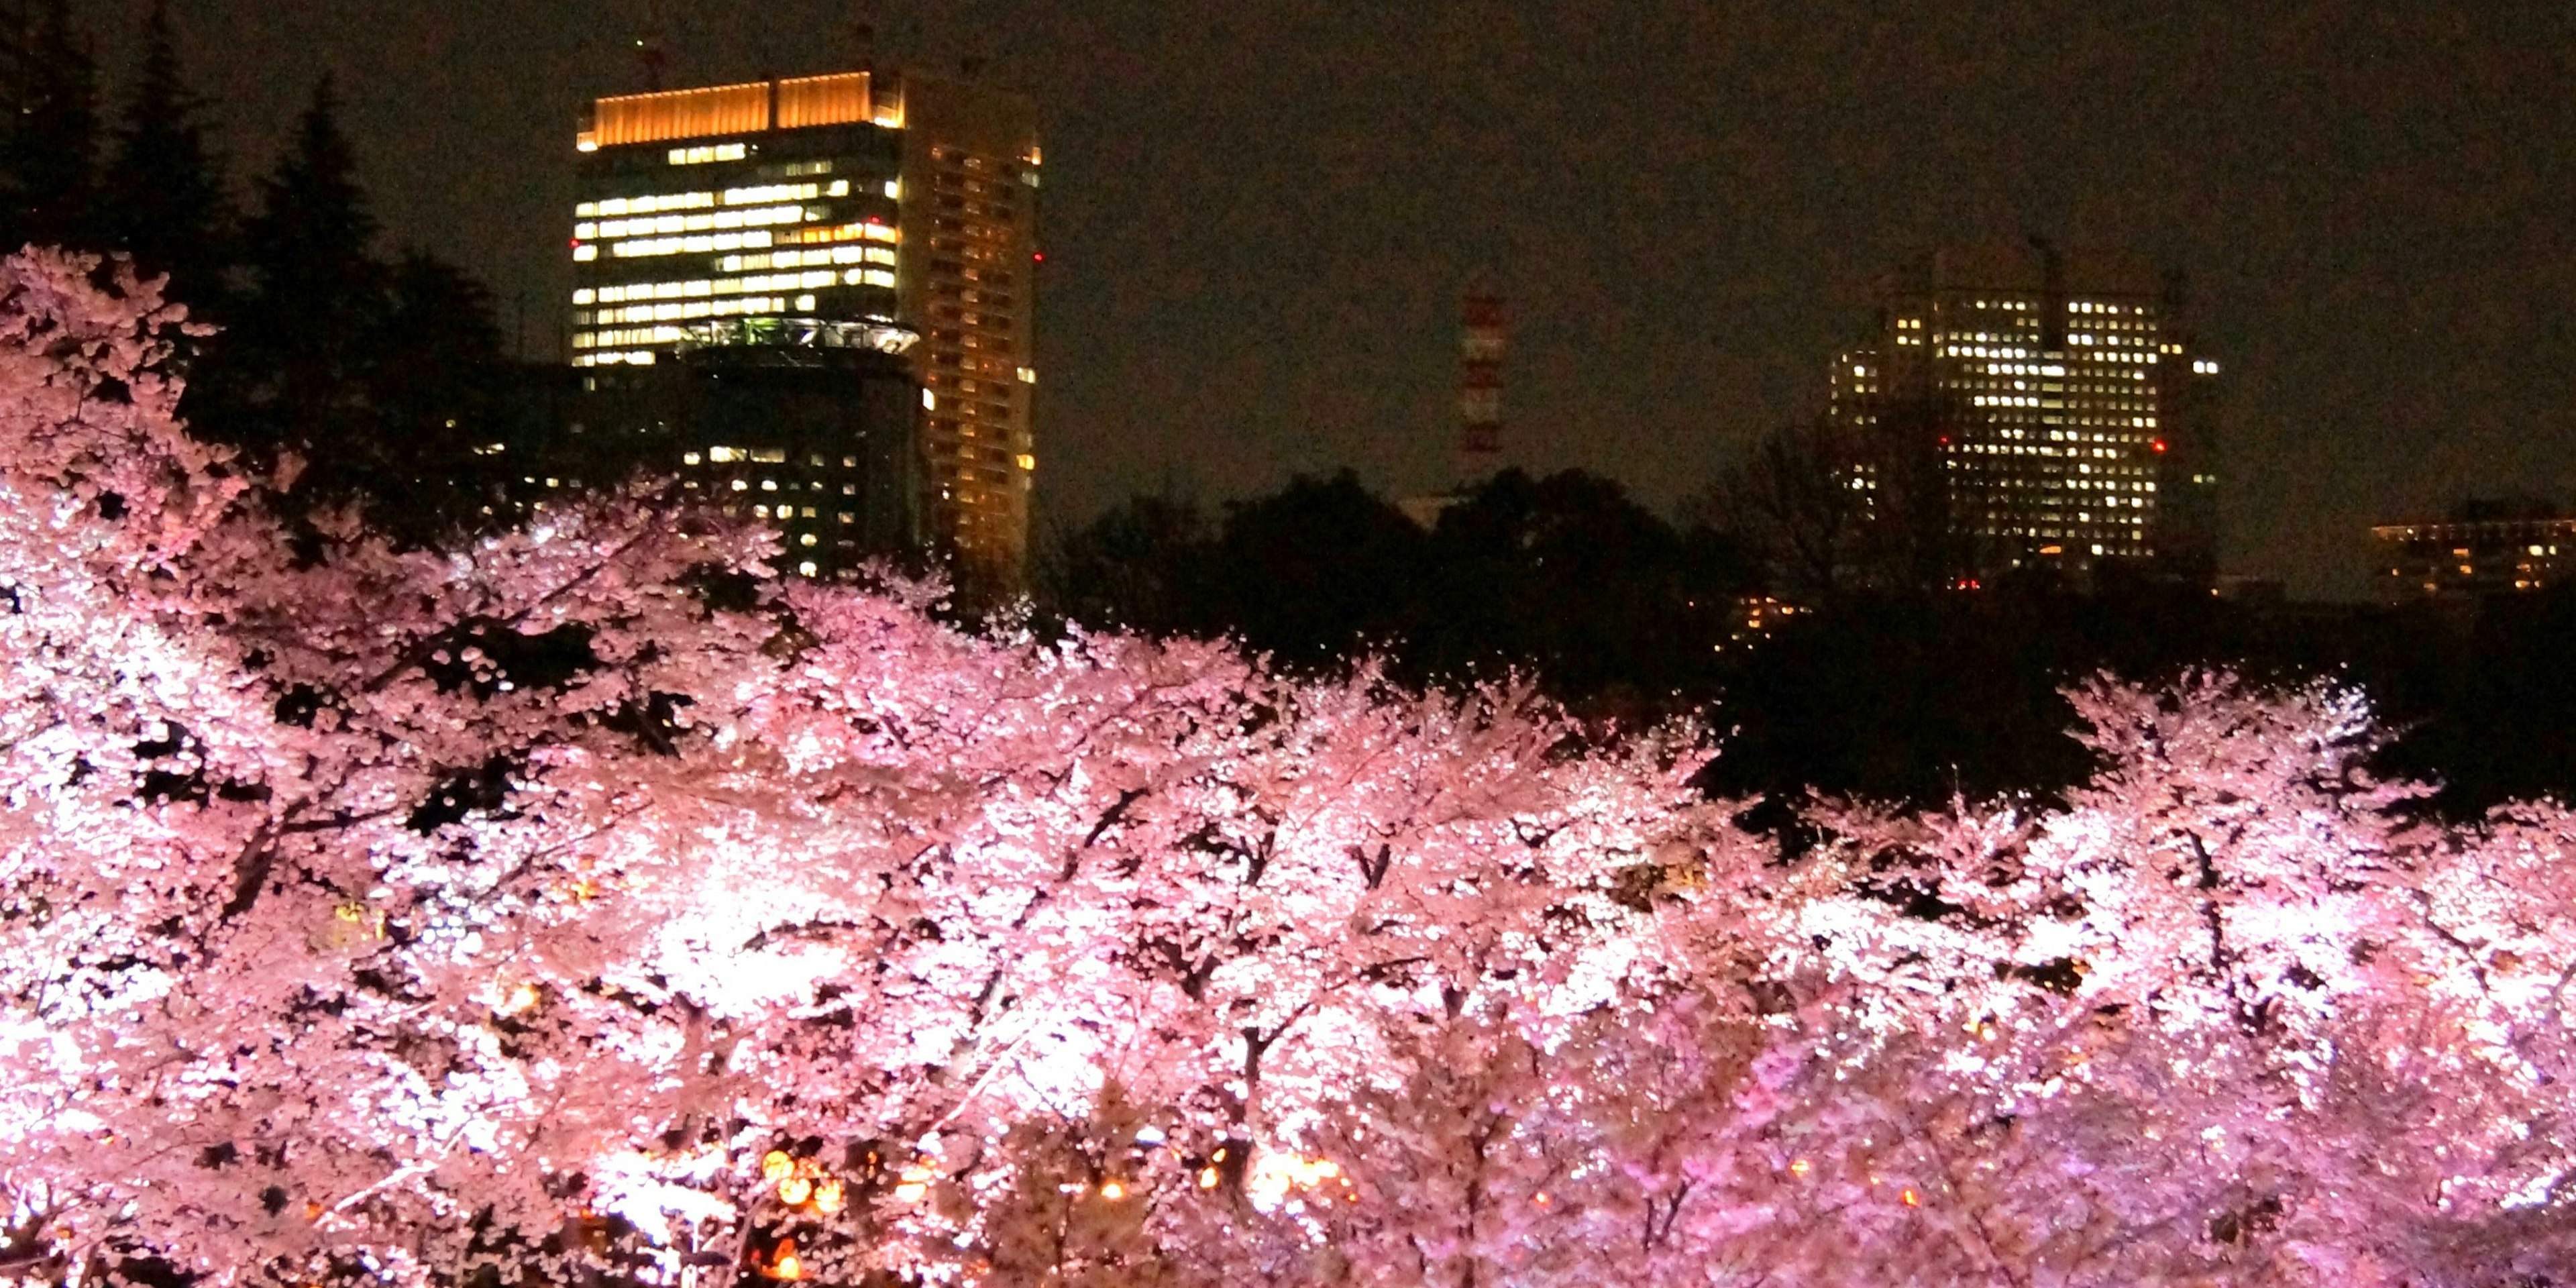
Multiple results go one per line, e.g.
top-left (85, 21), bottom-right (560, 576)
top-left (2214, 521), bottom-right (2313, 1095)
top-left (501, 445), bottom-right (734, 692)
top-left (582, 203), bottom-right (814, 242)
top-left (600, 231), bottom-right (770, 260)
top-left (686, 449), bottom-right (866, 476)
top-left (745, 505), bottom-right (860, 523)
top-left (582, 272), bottom-right (892, 321)
top-left (575, 351), bottom-right (660, 366)
top-left (719, 246), bottom-right (896, 273)
top-left (573, 182), bottom-right (856, 224)
top-left (779, 222), bottom-right (902, 247)
top-left (576, 254), bottom-right (894, 305)
top-left (572, 299), bottom-right (794, 347)
top-left (669, 143), bottom-right (749, 166)
top-left (576, 326), bottom-right (691, 348)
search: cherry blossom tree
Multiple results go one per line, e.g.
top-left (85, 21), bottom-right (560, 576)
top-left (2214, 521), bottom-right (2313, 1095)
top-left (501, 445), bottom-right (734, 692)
top-left (1, 249), bottom-right (2572, 1287)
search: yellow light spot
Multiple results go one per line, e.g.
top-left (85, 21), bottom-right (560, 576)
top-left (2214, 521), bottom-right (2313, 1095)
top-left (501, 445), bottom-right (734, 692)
top-left (1788, 1158), bottom-right (1812, 1177)
top-left (1099, 1181), bottom-right (1126, 1201)
top-left (1197, 1167), bottom-right (1220, 1189)
top-left (761, 1151), bottom-right (795, 1183)
top-left (770, 1240), bottom-right (802, 1281)
top-left (776, 1176), bottom-right (812, 1205)
top-left (1532, 1191), bottom-right (1551, 1206)
top-left (812, 1178), bottom-right (844, 1215)
top-left (894, 1181), bottom-right (928, 1202)
top-left (1902, 1187), bottom-right (1921, 1207)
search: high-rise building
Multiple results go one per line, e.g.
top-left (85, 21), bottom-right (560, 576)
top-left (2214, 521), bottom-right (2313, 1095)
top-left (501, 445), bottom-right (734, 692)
top-left (562, 67), bottom-right (1040, 586)
top-left (1829, 244), bottom-right (2222, 582)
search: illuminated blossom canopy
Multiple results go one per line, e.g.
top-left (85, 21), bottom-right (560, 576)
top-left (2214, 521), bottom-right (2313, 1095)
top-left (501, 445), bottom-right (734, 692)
top-left (1, 250), bottom-right (2571, 1286)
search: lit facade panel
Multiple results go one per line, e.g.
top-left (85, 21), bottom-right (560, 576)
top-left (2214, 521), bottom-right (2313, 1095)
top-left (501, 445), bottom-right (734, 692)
top-left (586, 82), bottom-right (775, 149)
top-left (896, 74), bottom-right (1041, 588)
top-left (570, 117), bottom-right (904, 368)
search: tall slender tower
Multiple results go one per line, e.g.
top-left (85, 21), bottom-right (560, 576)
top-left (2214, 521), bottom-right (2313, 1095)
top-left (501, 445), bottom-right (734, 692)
top-left (1457, 292), bottom-right (1505, 484)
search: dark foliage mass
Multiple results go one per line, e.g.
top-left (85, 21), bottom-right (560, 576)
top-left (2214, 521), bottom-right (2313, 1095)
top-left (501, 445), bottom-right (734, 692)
top-left (1043, 468), bottom-right (2576, 820)
top-left (1041, 468), bottom-right (1758, 698)
top-left (0, 0), bottom-right (529, 545)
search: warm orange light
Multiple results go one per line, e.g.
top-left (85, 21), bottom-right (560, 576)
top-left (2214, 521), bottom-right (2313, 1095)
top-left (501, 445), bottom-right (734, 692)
top-left (592, 82), bottom-right (769, 147)
top-left (1788, 1158), bottom-right (1813, 1177)
top-left (812, 1178), bottom-right (845, 1215)
top-left (1197, 1167), bottom-right (1220, 1189)
top-left (776, 1176), bottom-right (813, 1205)
top-left (1532, 1191), bottom-right (1551, 1207)
top-left (761, 1151), bottom-right (795, 1183)
top-left (1099, 1181), bottom-right (1126, 1201)
top-left (1901, 1187), bottom-right (1921, 1207)
top-left (769, 1240), bottom-right (802, 1281)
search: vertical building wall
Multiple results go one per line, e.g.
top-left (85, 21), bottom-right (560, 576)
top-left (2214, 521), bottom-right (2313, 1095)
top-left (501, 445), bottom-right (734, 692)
top-left (892, 73), bottom-right (1042, 591)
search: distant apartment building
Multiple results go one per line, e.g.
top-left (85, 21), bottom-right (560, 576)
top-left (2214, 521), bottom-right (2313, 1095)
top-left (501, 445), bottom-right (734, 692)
top-left (557, 66), bottom-right (1040, 586)
top-left (2371, 500), bottom-right (2576, 602)
top-left (1829, 244), bottom-right (2223, 582)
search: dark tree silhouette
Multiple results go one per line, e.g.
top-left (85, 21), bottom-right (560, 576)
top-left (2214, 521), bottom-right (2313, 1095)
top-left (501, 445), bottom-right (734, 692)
top-left (1204, 470), bottom-right (1428, 670)
top-left (1703, 416), bottom-right (1870, 599)
top-left (0, 0), bottom-right (102, 250)
top-left (230, 76), bottom-right (386, 460)
top-left (356, 250), bottom-right (516, 543)
top-left (1036, 493), bottom-right (1214, 637)
top-left (99, 0), bottom-right (231, 308)
top-left (1415, 468), bottom-right (1748, 700)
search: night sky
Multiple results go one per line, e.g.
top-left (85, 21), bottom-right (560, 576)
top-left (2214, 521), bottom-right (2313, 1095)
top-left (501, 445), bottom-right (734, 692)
top-left (99, 1), bottom-right (2576, 596)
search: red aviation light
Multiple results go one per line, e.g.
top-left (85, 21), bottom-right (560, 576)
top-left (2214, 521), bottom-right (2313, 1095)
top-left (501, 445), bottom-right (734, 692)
top-left (2151, 439), bottom-right (2169, 453)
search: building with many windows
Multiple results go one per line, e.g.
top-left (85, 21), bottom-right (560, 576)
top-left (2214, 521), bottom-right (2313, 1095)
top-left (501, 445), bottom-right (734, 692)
top-left (2371, 500), bottom-right (2576, 603)
top-left (1829, 244), bottom-right (2223, 583)
top-left (563, 327), bottom-right (924, 578)
top-left (563, 67), bottom-right (1040, 586)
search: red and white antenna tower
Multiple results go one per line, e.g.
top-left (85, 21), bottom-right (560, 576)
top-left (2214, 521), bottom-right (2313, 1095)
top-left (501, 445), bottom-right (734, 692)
top-left (1458, 292), bottom-right (1505, 478)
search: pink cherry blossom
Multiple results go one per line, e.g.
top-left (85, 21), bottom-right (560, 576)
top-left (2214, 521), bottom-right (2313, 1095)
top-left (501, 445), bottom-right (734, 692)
top-left (0, 251), bottom-right (2569, 1286)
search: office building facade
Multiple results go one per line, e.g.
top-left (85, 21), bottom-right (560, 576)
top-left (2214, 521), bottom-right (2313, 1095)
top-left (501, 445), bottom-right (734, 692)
top-left (2372, 504), bottom-right (2576, 603)
top-left (564, 68), bottom-right (1039, 585)
top-left (1829, 245), bottom-right (2222, 582)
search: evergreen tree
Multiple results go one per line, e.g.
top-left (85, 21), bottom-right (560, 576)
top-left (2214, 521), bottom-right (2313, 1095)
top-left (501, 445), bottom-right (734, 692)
top-left (0, 0), bottom-right (103, 249)
top-left (360, 249), bottom-right (513, 543)
top-left (231, 74), bottom-right (383, 458)
top-left (99, 0), bottom-right (230, 307)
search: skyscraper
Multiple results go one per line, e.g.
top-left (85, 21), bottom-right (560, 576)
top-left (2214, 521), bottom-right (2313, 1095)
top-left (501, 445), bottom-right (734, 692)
top-left (1829, 244), bottom-right (2222, 583)
top-left (563, 66), bottom-right (1040, 586)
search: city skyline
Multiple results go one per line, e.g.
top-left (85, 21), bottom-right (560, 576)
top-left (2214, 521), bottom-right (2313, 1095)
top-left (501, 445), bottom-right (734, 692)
top-left (74, 0), bottom-right (2576, 598)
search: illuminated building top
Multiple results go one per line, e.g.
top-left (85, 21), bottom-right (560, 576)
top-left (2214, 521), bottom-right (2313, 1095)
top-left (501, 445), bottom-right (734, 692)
top-left (561, 66), bottom-right (1042, 589)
